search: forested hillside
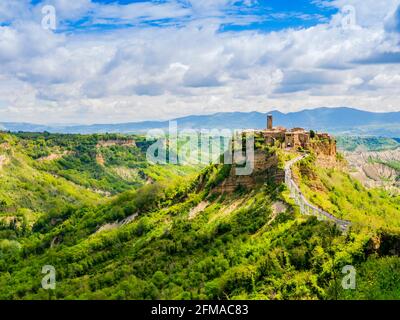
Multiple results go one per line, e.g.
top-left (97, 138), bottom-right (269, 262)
top-left (0, 133), bottom-right (399, 300)
top-left (0, 132), bottom-right (198, 250)
top-left (336, 136), bottom-right (400, 152)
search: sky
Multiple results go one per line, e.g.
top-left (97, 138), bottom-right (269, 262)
top-left (0, 0), bottom-right (400, 124)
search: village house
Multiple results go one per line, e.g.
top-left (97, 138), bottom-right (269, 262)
top-left (264, 114), bottom-right (310, 149)
top-left (263, 114), bottom-right (335, 153)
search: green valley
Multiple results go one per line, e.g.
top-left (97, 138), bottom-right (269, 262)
top-left (0, 131), bottom-right (399, 300)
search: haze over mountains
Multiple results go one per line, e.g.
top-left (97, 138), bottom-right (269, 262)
top-left (1, 107), bottom-right (400, 137)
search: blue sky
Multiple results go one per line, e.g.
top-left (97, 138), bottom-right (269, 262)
top-left (0, 0), bottom-right (399, 124)
top-left (31, 0), bottom-right (339, 32)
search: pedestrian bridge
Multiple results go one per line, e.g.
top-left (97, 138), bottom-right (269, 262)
top-left (284, 154), bottom-right (351, 232)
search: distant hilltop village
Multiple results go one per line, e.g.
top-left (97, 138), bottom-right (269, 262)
top-left (262, 114), bottom-right (336, 152)
top-left (216, 114), bottom-right (338, 193)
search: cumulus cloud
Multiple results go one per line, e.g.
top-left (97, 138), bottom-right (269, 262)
top-left (0, 0), bottom-right (399, 123)
top-left (317, 0), bottom-right (400, 27)
top-left (0, 0), bottom-right (31, 23)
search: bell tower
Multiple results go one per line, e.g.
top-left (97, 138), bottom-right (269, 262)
top-left (267, 114), bottom-right (273, 130)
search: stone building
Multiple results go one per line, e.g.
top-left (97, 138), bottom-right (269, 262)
top-left (214, 114), bottom-right (337, 194)
top-left (264, 115), bottom-right (310, 149)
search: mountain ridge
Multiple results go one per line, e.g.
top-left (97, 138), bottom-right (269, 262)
top-left (1, 107), bottom-right (400, 136)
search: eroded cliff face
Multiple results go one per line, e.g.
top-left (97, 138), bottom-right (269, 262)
top-left (310, 139), bottom-right (337, 167)
top-left (345, 148), bottom-right (400, 193)
top-left (96, 139), bottom-right (136, 148)
top-left (213, 150), bottom-right (284, 193)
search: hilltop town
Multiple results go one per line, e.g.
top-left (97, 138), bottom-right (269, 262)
top-left (216, 115), bottom-right (338, 193)
top-left (263, 114), bottom-right (335, 152)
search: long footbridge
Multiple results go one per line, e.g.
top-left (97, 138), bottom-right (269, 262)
top-left (284, 154), bottom-right (351, 232)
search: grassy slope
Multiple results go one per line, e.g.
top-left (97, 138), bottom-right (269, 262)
top-left (1, 159), bottom-right (399, 300)
top-left (0, 134), bottom-right (102, 229)
top-left (14, 132), bottom-right (201, 195)
top-left (1, 134), bottom-right (400, 300)
top-left (0, 132), bottom-right (200, 219)
top-left (293, 155), bottom-right (400, 233)
top-left (0, 179), bottom-right (350, 300)
top-left (291, 155), bottom-right (400, 299)
top-left (339, 256), bottom-right (400, 299)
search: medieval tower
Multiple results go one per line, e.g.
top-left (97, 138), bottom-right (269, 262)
top-left (267, 114), bottom-right (273, 130)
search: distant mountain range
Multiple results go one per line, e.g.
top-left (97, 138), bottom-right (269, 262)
top-left (1, 107), bottom-right (400, 137)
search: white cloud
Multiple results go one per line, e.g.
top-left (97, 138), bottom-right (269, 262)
top-left (317, 0), bottom-right (400, 27)
top-left (0, 0), bottom-right (399, 124)
top-left (0, 0), bottom-right (31, 23)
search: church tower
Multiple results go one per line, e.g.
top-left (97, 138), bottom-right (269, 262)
top-left (267, 114), bottom-right (273, 130)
